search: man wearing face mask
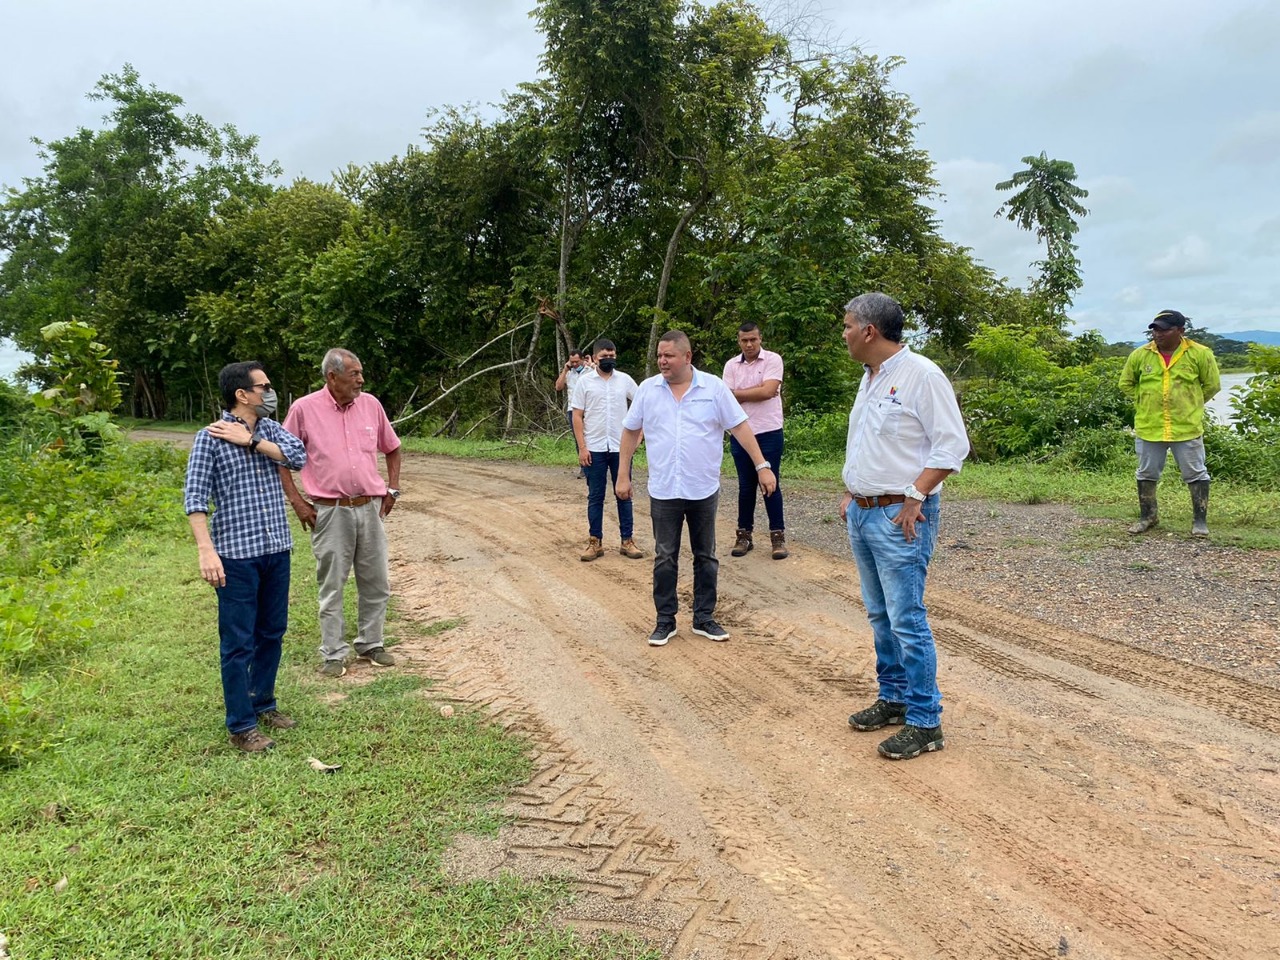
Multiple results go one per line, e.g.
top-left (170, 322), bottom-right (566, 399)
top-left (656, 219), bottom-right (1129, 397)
top-left (184, 361), bottom-right (307, 752)
top-left (279, 349), bottom-right (403, 678)
top-left (1119, 309), bottom-right (1221, 537)
top-left (571, 339), bottom-right (643, 561)
top-left (556, 348), bottom-right (591, 479)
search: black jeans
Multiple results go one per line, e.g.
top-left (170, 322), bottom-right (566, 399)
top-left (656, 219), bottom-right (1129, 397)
top-left (650, 493), bottom-right (719, 625)
top-left (729, 428), bottom-right (784, 532)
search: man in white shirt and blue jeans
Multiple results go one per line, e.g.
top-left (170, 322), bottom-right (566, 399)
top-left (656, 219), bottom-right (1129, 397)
top-left (839, 294), bottom-right (969, 760)
top-left (571, 339), bottom-right (644, 562)
top-left (616, 330), bottom-right (777, 647)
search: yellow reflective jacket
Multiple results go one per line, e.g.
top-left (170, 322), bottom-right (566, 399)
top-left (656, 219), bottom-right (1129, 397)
top-left (1118, 338), bottom-right (1220, 441)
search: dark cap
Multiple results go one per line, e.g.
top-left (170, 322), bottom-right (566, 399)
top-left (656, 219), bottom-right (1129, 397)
top-left (1149, 309), bottom-right (1187, 331)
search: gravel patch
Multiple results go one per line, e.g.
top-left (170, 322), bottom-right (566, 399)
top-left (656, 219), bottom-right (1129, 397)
top-left (729, 477), bottom-right (1280, 689)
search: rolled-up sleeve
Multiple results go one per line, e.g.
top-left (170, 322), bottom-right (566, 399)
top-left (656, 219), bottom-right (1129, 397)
top-left (265, 420), bottom-right (307, 470)
top-left (920, 373), bottom-right (970, 473)
top-left (183, 431), bottom-right (214, 515)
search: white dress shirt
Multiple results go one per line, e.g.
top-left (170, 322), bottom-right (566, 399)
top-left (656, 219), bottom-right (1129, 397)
top-left (570, 368), bottom-right (638, 452)
top-left (842, 346), bottom-right (969, 495)
top-left (624, 368), bottom-right (747, 500)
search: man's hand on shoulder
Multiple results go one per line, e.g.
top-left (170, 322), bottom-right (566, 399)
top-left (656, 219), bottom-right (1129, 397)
top-left (207, 419), bottom-right (252, 446)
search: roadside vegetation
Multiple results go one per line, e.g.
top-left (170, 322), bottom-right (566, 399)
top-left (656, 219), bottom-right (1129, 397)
top-left (0, 334), bottom-right (654, 959)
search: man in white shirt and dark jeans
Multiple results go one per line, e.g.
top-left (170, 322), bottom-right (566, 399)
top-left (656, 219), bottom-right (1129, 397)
top-left (839, 294), bottom-right (969, 760)
top-left (616, 330), bottom-right (777, 647)
top-left (571, 339), bottom-right (644, 561)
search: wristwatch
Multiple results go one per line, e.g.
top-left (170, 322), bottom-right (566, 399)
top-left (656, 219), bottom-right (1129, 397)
top-left (386, 488), bottom-right (401, 499)
top-left (904, 483), bottom-right (927, 502)
top-left (249, 437), bottom-right (261, 455)
top-left (755, 461), bottom-right (771, 472)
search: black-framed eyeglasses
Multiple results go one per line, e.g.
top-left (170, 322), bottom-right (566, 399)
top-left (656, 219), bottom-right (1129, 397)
top-left (248, 383), bottom-right (272, 392)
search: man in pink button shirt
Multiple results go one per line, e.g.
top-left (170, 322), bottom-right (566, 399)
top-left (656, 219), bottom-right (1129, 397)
top-left (722, 323), bottom-right (788, 559)
top-left (279, 348), bottom-right (402, 678)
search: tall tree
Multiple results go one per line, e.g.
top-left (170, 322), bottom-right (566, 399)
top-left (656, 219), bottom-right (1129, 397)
top-left (0, 65), bottom-right (278, 416)
top-left (994, 151), bottom-right (1089, 319)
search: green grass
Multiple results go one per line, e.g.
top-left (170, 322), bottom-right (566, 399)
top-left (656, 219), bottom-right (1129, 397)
top-left (0, 526), bottom-right (657, 960)
top-left (117, 416), bottom-right (204, 434)
top-left (405, 434), bottom-right (1280, 550)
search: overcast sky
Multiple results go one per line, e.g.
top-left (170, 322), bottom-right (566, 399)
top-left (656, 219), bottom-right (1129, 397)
top-left (2, 0), bottom-right (1278, 378)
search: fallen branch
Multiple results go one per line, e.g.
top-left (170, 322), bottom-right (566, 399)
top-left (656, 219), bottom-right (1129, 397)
top-left (392, 358), bottom-right (528, 426)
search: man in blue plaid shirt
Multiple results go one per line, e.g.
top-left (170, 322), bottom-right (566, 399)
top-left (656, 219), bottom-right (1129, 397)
top-left (184, 361), bottom-right (307, 753)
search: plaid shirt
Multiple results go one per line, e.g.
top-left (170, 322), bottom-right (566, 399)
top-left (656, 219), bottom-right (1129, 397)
top-left (183, 414), bottom-right (307, 559)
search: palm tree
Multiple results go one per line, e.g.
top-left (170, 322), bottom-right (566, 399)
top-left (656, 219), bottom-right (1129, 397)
top-left (995, 152), bottom-right (1089, 317)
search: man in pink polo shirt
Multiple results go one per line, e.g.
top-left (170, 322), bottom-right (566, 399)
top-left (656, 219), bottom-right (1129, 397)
top-left (279, 349), bottom-right (402, 678)
top-left (722, 322), bottom-right (788, 559)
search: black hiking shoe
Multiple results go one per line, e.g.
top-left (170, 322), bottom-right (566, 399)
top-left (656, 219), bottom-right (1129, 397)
top-left (877, 724), bottom-right (945, 760)
top-left (848, 698), bottom-right (907, 731)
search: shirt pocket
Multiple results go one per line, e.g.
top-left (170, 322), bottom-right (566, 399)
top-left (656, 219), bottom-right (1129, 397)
top-left (869, 400), bottom-right (903, 438)
top-left (358, 424), bottom-right (378, 454)
top-left (684, 396), bottom-right (719, 424)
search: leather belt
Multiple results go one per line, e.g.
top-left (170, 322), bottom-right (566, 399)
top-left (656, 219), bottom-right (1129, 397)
top-left (311, 495), bottom-right (376, 508)
top-left (852, 494), bottom-right (906, 509)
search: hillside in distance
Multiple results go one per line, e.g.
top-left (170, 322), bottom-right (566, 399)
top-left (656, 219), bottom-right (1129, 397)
top-left (1226, 329), bottom-right (1280, 345)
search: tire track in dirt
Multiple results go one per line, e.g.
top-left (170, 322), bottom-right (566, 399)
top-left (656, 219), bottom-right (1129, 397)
top-left (386, 455), bottom-right (1280, 960)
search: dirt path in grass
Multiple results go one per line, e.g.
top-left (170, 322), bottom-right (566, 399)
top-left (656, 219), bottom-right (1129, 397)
top-left (374, 453), bottom-right (1278, 959)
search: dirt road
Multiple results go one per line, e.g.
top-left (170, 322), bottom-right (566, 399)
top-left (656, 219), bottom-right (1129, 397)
top-left (381, 454), bottom-right (1279, 959)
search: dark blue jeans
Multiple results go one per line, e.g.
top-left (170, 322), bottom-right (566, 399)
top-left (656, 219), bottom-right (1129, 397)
top-left (585, 451), bottom-right (634, 540)
top-left (216, 551), bottom-right (290, 734)
top-left (650, 493), bottom-right (719, 625)
top-left (729, 429), bottom-right (784, 532)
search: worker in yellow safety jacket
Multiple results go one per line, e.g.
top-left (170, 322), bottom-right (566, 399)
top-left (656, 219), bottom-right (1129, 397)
top-left (1118, 309), bottom-right (1221, 537)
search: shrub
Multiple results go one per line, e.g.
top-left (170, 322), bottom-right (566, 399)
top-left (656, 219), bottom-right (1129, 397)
top-left (1204, 423), bottom-right (1280, 488)
top-left (1231, 344), bottom-right (1280, 431)
top-left (784, 410), bottom-right (849, 464)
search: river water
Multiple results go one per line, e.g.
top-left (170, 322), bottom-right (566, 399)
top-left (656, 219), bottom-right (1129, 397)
top-left (1205, 371), bottom-right (1252, 425)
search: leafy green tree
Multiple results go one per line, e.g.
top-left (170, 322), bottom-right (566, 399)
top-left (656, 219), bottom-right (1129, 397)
top-left (995, 152), bottom-right (1089, 318)
top-left (0, 65), bottom-right (279, 417)
top-left (1232, 344), bottom-right (1280, 431)
top-left (187, 180), bottom-right (356, 409)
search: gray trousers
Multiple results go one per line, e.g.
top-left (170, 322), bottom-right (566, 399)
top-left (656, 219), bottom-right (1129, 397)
top-left (1135, 437), bottom-right (1210, 483)
top-left (311, 501), bottom-right (390, 662)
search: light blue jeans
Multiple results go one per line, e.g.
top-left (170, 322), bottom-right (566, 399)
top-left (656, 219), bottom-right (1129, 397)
top-left (846, 494), bottom-right (943, 727)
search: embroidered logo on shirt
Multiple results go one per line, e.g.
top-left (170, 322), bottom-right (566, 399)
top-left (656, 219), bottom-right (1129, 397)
top-left (886, 386), bottom-right (902, 405)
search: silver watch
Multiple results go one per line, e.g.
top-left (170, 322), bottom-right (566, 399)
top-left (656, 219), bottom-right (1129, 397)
top-left (903, 483), bottom-right (927, 502)
top-left (755, 461), bottom-right (771, 472)
top-left (387, 488), bottom-right (401, 499)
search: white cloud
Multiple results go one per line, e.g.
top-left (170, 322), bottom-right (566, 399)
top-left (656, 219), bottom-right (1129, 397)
top-left (1143, 235), bottom-right (1221, 278)
top-left (1212, 111), bottom-right (1280, 166)
top-left (1116, 286), bottom-right (1144, 306)
top-left (1251, 216), bottom-right (1280, 257)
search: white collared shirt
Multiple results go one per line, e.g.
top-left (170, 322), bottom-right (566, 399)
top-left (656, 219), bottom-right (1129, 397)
top-left (623, 368), bottom-right (747, 500)
top-left (570, 368), bottom-right (638, 452)
top-left (842, 346), bottom-right (969, 495)
top-left (563, 365), bottom-right (587, 410)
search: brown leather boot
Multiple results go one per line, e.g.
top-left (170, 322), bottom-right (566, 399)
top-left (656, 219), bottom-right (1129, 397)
top-left (619, 538), bottom-right (644, 559)
top-left (580, 536), bottom-right (604, 561)
top-left (229, 728), bottom-right (275, 753)
top-left (731, 528), bottom-right (753, 556)
top-left (770, 530), bottom-right (789, 559)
